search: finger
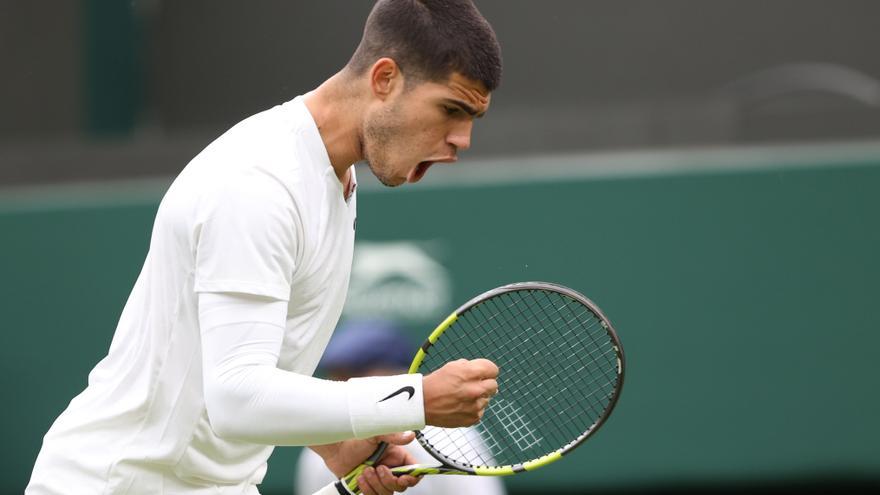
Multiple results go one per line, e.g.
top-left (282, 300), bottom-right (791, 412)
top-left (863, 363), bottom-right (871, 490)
top-left (376, 430), bottom-right (415, 446)
top-left (470, 358), bottom-right (499, 378)
top-left (376, 465), bottom-right (409, 493)
top-left (356, 474), bottom-right (375, 495)
top-left (376, 444), bottom-right (411, 467)
top-left (399, 474), bottom-right (420, 488)
top-left (358, 467), bottom-right (389, 495)
top-left (480, 378), bottom-right (498, 397)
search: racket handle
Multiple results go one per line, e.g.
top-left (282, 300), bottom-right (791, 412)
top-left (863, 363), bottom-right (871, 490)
top-left (336, 441), bottom-right (389, 494)
top-left (388, 464), bottom-right (468, 476)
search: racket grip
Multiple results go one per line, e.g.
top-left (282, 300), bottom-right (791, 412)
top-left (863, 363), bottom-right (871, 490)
top-left (335, 464), bottom-right (435, 494)
top-left (388, 464), bottom-right (420, 476)
top-left (336, 441), bottom-right (390, 495)
top-left (389, 464), bottom-right (467, 476)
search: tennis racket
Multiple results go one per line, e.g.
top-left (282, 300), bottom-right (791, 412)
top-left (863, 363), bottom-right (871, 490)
top-left (335, 281), bottom-right (625, 494)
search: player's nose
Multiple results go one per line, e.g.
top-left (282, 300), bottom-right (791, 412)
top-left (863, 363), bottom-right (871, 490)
top-left (446, 120), bottom-right (473, 152)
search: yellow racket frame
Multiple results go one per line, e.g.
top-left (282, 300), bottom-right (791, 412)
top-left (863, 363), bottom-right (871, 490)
top-left (337, 281), bottom-right (625, 494)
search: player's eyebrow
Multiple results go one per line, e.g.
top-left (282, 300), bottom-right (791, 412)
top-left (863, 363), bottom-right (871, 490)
top-left (442, 98), bottom-right (486, 118)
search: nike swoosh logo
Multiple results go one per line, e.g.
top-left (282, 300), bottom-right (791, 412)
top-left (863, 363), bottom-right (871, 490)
top-left (378, 386), bottom-right (415, 403)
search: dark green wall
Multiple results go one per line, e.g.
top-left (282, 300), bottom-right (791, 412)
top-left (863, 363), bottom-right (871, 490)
top-left (2, 154), bottom-right (879, 493)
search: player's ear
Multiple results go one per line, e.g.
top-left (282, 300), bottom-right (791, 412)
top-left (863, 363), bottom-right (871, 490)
top-left (369, 58), bottom-right (401, 101)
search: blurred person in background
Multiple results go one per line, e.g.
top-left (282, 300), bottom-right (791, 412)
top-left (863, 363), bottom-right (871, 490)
top-left (26, 1), bottom-right (501, 494)
top-left (296, 319), bottom-right (506, 495)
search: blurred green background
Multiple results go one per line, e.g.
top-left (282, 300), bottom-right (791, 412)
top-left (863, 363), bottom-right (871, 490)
top-left (3, 147), bottom-right (880, 493)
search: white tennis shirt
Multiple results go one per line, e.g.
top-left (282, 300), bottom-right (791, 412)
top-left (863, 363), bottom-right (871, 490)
top-left (27, 97), bottom-right (424, 494)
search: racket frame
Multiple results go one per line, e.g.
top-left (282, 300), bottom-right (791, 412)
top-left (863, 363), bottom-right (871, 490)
top-left (336, 281), bottom-right (625, 493)
top-left (408, 281), bottom-right (625, 475)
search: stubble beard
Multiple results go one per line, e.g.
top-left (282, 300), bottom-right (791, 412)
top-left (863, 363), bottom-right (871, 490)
top-left (362, 105), bottom-right (406, 188)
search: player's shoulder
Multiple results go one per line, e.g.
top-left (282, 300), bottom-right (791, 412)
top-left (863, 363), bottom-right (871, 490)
top-left (160, 96), bottom-right (329, 221)
top-left (220, 96), bottom-right (321, 159)
top-left (156, 156), bottom-right (300, 238)
top-left (202, 98), bottom-right (326, 180)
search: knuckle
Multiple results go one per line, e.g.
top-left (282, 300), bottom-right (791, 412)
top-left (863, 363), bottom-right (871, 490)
top-left (446, 359), bottom-right (467, 373)
top-left (465, 386), bottom-right (483, 400)
top-left (487, 363), bottom-right (500, 377)
top-left (472, 359), bottom-right (499, 378)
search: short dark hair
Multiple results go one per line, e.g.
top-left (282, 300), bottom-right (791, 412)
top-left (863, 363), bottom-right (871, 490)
top-left (347, 0), bottom-right (502, 91)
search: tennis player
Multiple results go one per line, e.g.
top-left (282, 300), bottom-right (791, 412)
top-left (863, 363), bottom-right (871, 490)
top-left (26, 1), bottom-right (501, 494)
top-left (296, 320), bottom-right (507, 495)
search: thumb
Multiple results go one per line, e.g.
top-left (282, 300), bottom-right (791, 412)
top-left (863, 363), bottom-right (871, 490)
top-left (375, 430), bottom-right (416, 446)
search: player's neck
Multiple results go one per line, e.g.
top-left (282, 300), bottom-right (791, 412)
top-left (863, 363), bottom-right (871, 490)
top-left (304, 72), bottom-right (365, 181)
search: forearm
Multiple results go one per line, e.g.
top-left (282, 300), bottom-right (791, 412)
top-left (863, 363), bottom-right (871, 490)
top-left (203, 331), bottom-right (352, 445)
top-left (204, 332), bottom-right (424, 445)
top-left (199, 292), bottom-right (425, 445)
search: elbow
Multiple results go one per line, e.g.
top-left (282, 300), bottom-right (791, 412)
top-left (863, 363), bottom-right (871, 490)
top-left (205, 407), bottom-right (241, 440)
top-left (203, 380), bottom-right (252, 441)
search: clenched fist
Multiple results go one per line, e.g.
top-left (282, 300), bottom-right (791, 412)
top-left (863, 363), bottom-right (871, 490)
top-left (422, 358), bottom-right (499, 428)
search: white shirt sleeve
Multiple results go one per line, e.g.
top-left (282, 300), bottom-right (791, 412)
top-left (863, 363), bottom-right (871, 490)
top-left (193, 173), bottom-right (299, 301)
top-left (199, 292), bottom-right (425, 445)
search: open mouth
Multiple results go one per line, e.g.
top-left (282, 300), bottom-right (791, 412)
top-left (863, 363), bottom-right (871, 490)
top-left (409, 161), bottom-right (435, 183)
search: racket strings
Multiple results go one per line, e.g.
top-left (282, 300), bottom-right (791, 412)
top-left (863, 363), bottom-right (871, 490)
top-left (495, 295), bottom-right (615, 451)
top-left (482, 297), bottom-right (593, 443)
top-left (496, 295), bottom-right (615, 411)
top-left (422, 295), bottom-right (553, 466)
top-left (470, 295), bottom-right (600, 450)
top-left (534, 293), bottom-right (620, 411)
top-left (418, 289), bottom-right (621, 469)
top-left (482, 310), bottom-right (613, 410)
top-left (421, 296), bottom-right (539, 466)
